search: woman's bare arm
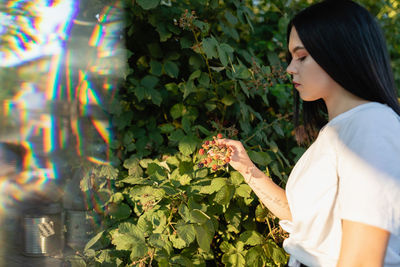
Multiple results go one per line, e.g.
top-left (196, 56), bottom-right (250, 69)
top-left (337, 219), bottom-right (390, 267)
top-left (218, 139), bottom-right (292, 221)
top-left (243, 164), bottom-right (292, 220)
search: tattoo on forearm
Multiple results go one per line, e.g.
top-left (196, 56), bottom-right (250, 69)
top-left (253, 183), bottom-right (289, 209)
top-left (246, 167), bottom-right (289, 211)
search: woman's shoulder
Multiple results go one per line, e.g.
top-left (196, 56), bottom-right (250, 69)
top-left (332, 102), bottom-right (400, 134)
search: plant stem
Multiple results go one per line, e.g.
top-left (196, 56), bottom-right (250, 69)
top-left (243, 113), bottom-right (290, 144)
top-left (260, 201), bottom-right (277, 243)
top-left (191, 29), bottom-right (215, 87)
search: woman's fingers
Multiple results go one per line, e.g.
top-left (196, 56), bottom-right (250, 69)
top-left (217, 138), bottom-right (241, 151)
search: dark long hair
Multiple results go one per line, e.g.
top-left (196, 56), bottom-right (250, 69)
top-left (287, 0), bottom-right (400, 144)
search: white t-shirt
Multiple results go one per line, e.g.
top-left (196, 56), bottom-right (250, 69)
top-left (280, 102), bottom-right (400, 267)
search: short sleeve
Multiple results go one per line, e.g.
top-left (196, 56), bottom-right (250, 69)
top-left (336, 108), bottom-right (400, 235)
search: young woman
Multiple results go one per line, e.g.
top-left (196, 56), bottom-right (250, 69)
top-left (219, 1), bottom-right (400, 266)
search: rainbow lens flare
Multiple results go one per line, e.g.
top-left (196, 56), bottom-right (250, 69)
top-left (0, 0), bottom-right (125, 234)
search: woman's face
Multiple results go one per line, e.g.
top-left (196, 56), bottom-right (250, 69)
top-left (286, 27), bottom-right (338, 102)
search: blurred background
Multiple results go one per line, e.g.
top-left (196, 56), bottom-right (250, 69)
top-left (0, 0), bottom-right (124, 265)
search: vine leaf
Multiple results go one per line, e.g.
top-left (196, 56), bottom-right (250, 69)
top-left (178, 135), bottom-right (199, 156)
top-left (164, 60), bottom-right (179, 78)
top-left (194, 220), bottom-right (214, 252)
top-left (137, 0), bottom-right (160, 10)
top-left (84, 230), bottom-right (105, 251)
top-left (238, 230), bottom-right (265, 246)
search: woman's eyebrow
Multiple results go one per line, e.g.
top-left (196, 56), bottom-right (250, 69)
top-left (290, 46), bottom-right (306, 54)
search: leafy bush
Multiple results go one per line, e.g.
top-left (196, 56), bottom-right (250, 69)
top-left (68, 0), bottom-right (400, 266)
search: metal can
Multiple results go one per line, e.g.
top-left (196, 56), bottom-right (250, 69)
top-left (22, 203), bottom-right (63, 257)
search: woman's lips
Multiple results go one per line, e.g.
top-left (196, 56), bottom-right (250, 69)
top-left (293, 82), bottom-right (301, 88)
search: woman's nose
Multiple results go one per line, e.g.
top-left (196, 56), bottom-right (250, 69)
top-left (286, 60), bottom-right (296, 75)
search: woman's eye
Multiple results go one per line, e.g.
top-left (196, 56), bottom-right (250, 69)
top-left (298, 56), bottom-right (307, 62)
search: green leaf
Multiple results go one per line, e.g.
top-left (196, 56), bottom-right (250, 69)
top-left (272, 123), bottom-right (284, 136)
top-left (99, 165), bottom-right (119, 180)
top-left (67, 255), bottom-right (87, 267)
top-left (214, 184), bottom-right (235, 205)
top-left (180, 36), bottom-right (193, 49)
top-left (170, 255), bottom-right (194, 266)
top-left (110, 192), bottom-right (124, 203)
top-left (150, 60), bottom-right (163, 76)
top-left (147, 87), bottom-right (163, 106)
top-left (112, 223), bottom-right (147, 258)
top-left (178, 135), bottom-right (199, 156)
top-left (210, 66), bottom-right (225, 72)
top-left (235, 184), bottom-right (252, 198)
top-left (189, 70), bottom-right (202, 80)
top-left (194, 125), bottom-right (211, 136)
top-left (135, 86), bottom-right (146, 102)
top-left (179, 161), bottom-right (194, 175)
top-left (165, 82), bottom-right (179, 93)
top-left (271, 245), bottom-right (288, 265)
top-left (193, 20), bottom-right (210, 33)
top-left (230, 171), bottom-right (244, 186)
top-left (120, 176), bottom-right (148, 185)
top-left (225, 207), bottom-right (241, 233)
top-left (267, 52), bottom-right (281, 67)
top-left (202, 37), bottom-right (218, 59)
top-left (96, 250), bottom-right (115, 264)
top-left (148, 233), bottom-right (171, 251)
top-left (170, 103), bottom-right (186, 119)
top-left (217, 46), bottom-right (228, 66)
top-left (84, 230), bottom-right (104, 251)
top-left (147, 163), bottom-right (167, 180)
top-left (152, 210), bottom-right (168, 234)
top-left (248, 151), bottom-right (273, 166)
top-left (255, 204), bottom-right (269, 222)
top-left (159, 123), bottom-right (175, 133)
top-left (179, 204), bottom-right (191, 222)
top-left (189, 54), bottom-right (203, 68)
top-left (180, 174), bottom-right (192, 185)
top-left (137, 215), bottom-right (153, 235)
top-left (217, 43), bottom-right (234, 67)
top-left (156, 23), bottom-right (172, 42)
top-left (169, 234), bottom-right (187, 249)
top-left (130, 245), bottom-right (149, 260)
top-left (198, 72), bottom-right (210, 87)
top-left (123, 131), bottom-right (134, 146)
top-left (137, 0), bottom-right (159, 10)
top-left (200, 178), bottom-right (228, 194)
top-left (181, 116), bottom-right (192, 134)
top-left (141, 75), bottom-right (159, 88)
top-left (238, 230), bottom-right (265, 246)
top-left (291, 146), bottom-right (306, 162)
top-left (176, 222), bottom-right (196, 245)
top-left (123, 157), bottom-right (143, 177)
top-left (245, 246), bottom-right (266, 266)
top-left (225, 11), bottom-right (238, 25)
top-left (222, 252), bottom-right (246, 267)
top-left (183, 80), bottom-right (196, 99)
top-left (107, 203), bottom-right (131, 220)
top-left (190, 209), bottom-right (210, 224)
top-left (164, 60), bottom-right (179, 78)
top-left (194, 220), bottom-right (214, 252)
top-left (220, 241), bottom-right (235, 254)
top-left (169, 129), bottom-right (185, 142)
top-left (221, 95), bottom-right (236, 106)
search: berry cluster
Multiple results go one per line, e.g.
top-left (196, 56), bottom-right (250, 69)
top-left (198, 134), bottom-right (232, 171)
top-left (174, 9), bottom-right (198, 31)
top-left (246, 58), bottom-right (289, 91)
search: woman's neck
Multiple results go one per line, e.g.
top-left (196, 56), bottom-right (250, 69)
top-left (324, 89), bottom-right (371, 121)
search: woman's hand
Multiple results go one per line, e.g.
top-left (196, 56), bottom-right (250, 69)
top-left (217, 138), bottom-right (292, 221)
top-left (217, 139), bottom-right (255, 175)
